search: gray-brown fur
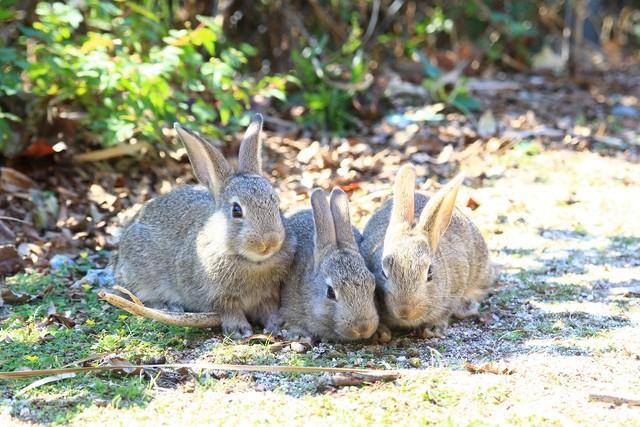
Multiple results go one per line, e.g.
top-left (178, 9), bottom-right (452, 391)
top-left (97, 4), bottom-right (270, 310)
top-left (113, 114), bottom-right (295, 337)
top-left (360, 164), bottom-right (494, 336)
top-left (279, 188), bottom-right (379, 341)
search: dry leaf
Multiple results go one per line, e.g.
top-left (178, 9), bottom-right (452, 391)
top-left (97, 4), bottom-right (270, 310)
top-left (0, 287), bottom-right (30, 305)
top-left (0, 167), bottom-right (36, 193)
top-left (464, 361), bottom-right (514, 375)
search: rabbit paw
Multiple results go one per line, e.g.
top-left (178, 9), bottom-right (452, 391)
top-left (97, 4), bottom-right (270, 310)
top-left (417, 323), bottom-right (447, 339)
top-left (263, 312), bottom-right (283, 335)
top-left (222, 318), bottom-right (254, 339)
top-left (372, 323), bottom-right (392, 344)
top-left (452, 300), bottom-right (480, 319)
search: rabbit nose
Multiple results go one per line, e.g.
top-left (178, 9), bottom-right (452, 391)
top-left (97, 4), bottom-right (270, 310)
top-left (259, 233), bottom-right (283, 255)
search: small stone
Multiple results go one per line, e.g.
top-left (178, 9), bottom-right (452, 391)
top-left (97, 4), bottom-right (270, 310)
top-left (406, 348), bottom-right (420, 358)
top-left (409, 357), bottom-right (422, 368)
top-left (19, 406), bottom-right (30, 418)
top-left (268, 342), bottom-right (284, 353)
top-left (290, 342), bottom-right (308, 353)
top-left (324, 350), bottom-right (344, 359)
top-left (396, 355), bottom-right (407, 362)
top-left (611, 105), bottom-right (639, 118)
top-left (49, 254), bottom-right (74, 271)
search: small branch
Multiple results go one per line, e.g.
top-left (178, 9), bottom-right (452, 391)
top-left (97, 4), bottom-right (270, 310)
top-left (0, 216), bottom-right (33, 226)
top-left (98, 291), bottom-right (221, 328)
top-left (589, 393), bottom-right (640, 406)
top-left (0, 363), bottom-right (401, 380)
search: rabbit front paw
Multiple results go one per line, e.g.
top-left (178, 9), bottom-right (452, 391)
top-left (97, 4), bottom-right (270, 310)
top-left (222, 316), bottom-right (254, 339)
top-left (452, 300), bottom-right (480, 319)
top-left (263, 312), bottom-right (283, 335)
top-left (372, 323), bottom-right (392, 343)
top-left (417, 323), bottom-right (447, 339)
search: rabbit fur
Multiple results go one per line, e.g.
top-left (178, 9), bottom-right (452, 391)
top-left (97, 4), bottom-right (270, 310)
top-left (360, 164), bottom-right (494, 338)
top-left (279, 188), bottom-right (379, 341)
top-left (114, 115), bottom-right (295, 337)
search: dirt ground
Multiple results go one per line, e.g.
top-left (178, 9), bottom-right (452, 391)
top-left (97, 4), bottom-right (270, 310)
top-left (1, 71), bottom-right (639, 425)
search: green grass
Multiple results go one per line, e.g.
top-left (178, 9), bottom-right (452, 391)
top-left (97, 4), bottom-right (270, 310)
top-left (0, 267), bottom-right (209, 424)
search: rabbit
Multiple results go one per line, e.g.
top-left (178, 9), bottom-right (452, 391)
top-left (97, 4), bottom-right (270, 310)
top-left (113, 114), bottom-right (295, 338)
top-left (360, 164), bottom-right (494, 340)
top-left (278, 188), bottom-right (379, 341)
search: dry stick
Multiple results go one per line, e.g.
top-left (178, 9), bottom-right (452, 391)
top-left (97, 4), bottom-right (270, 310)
top-left (0, 216), bottom-right (33, 225)
top-left (113, 285), bottom-right (144, 306)
top-left (98, 291), bottom-right (221, 328)
top-left (0, 363), bottom-right (401, 381)
top-left (589, 394), bottom-right (640, 407)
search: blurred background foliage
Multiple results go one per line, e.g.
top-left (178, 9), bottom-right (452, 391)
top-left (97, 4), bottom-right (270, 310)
top-left (1, 0), bottom-right (639, 157)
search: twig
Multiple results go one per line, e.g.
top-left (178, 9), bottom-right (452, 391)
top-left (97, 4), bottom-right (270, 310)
top-left (0, 363), bottom-right (401, 380)
top-left (307, 0), bottom-right (347, 41)
top-left (362, 0), bottom-right (381, 45)
top-left (73, 142), bottom-right (150, 163)
top-left (589, 393), bottom-right (640, 406)
top-left (113, 285), bottom-right (144, 306)
top-left (98, 291), bottom-right (221, 328)
top-left (16, 373), bottom-right (77, 396)
top-left (0, 216), bottom-right (33, 226)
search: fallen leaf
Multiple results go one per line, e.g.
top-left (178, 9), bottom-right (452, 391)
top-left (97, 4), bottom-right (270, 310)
top-left (44, 313), bottom-right (76, 328)
top-left (0, 244), bottom-right (23, 275)
top-left (0, 167), bottom-right (36, 193)
top-left (464, 361), bottom-right (514, 375)
top-left (466, 196), bottom-right (480, 210)
top-left (0, 287), bottom-right (30, 304)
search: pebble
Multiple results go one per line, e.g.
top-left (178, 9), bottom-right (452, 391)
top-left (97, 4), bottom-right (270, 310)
top-left (409, 357), bottom-right (422, 368)
top-left (611, 105), bottom-right (639, 118)
top-left (49, 254), bottom-right (74, 270)
top-left (268, 342), bottom-right (284, 353)
top-left (406, 348), bottom-right (420, 358)
top-left (19, 407), bottom-right (30, 418)
top-left (289, 342), bottom-right (308, 354)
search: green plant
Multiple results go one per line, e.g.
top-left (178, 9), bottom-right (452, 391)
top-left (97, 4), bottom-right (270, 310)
top-left (1, 1), bottom-right (290, 154)
top-left (290, 14), bottom-right (368, 133)
top-left (416, 51), bottom-right (480, 115)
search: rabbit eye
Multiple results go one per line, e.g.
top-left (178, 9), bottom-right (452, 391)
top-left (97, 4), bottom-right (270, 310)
top-left (326, 285), bottom-right (336, 300)
top-left (231, 202), bottom-right (243, 219)
top-left (427, 265), bottom-right (433, 281)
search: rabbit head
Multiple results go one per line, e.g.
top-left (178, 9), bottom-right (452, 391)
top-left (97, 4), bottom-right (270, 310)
top-left (174, 114), bottom-right (286, 263)
top-left (379, 165), bottom-right (464, 326)
top-left (309, 188), bottom-right (379, 340)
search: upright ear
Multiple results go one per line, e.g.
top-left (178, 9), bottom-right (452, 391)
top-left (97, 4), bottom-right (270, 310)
top-left (390, 164), bottom-right (417, 227)
top-left (329, 188), bottom-right (358, 251)
top-left (238, 113), bottom-right (264, 174)
top-left (174, 123), bottom-right (232, 200)
top-left (311, 188), bottom-right (336, 265)
top-left (417, 173), bottom-right (465, 252)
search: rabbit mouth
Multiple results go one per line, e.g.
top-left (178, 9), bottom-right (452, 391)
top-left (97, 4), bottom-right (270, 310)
top-left (241, 250), bottom-right (279, 263)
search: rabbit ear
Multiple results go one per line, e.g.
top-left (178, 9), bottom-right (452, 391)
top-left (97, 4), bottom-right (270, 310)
top-left (390, 164), bottom-right (416, 227)
top-left (174, 123), bottom-right (232, 200)
top-left (329, 188), bottom-right (358, 251)
top-left (417, 173), bottom-right (465, 251)
top-left (238, 113), bottom-right (264, 174)
top-left (311, 188), bottom-right (336, 264)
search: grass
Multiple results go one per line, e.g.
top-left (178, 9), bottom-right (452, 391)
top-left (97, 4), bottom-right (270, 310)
top-left (2, 150), bottom-right (640, 425)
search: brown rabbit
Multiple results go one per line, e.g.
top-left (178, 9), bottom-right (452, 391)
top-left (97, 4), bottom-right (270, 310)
top-left (360, 165), bottom-right (494, 339)
top-left (113, 115), bottom-right (295, 338)
top-left (279, 188), bottom-right (379, 341)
